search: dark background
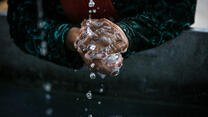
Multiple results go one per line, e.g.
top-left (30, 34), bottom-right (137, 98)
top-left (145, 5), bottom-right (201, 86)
top-left (1, 0), bottom-right (208, 116)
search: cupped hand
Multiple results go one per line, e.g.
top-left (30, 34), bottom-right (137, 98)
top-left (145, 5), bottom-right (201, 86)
top-left (66, 18), bottom-right (129, 75)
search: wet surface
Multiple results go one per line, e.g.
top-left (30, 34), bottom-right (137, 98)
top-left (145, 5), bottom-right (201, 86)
top-left (0, 84), bottom-right (207, 117)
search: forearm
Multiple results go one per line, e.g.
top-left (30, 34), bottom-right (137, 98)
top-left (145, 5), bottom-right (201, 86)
top-left (116, 0), bottom-right (196, 57)
top-left (7, 0), bottom-right (83, 68)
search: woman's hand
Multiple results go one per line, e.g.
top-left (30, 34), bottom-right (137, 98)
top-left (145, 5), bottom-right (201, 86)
top-left (76, 18), bottom-right (128, 75)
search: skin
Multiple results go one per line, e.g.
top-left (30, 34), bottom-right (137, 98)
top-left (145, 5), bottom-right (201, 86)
top-left (65, 18), bottom-right (129, 75)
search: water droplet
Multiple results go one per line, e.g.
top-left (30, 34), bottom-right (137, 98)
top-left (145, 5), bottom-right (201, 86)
top-left (45, 94), bottom-right (51, 100)
top-left (76, 97), bottom-right (79, 101)
top-left (89, 10), bottom-right (92, 13)
top-left (86, 90), bottom-right (92, 100)
top-left (40, 48), bottom-right (47, 56)
top-left (87, 27), bottom-right (93, 36)
top-left (45, 108), bottom-right (53, 116)
top-left (38, 21), bottom-right (44, 29)
top-left (90, 63), bottom-right (95, 68)
top-left (90, 73), bottom-right (96, 79)
top-left (88, 114), bottom-right (93, 117)
top-left (99, 88), bottom-right (104, 93)
top-left (43, 83), bottom-right (52, 92)
top-left (84, 108), bottom-right (88, 112)
top-left (41, 41), bottom-right (47, 48)
top-left (74, 69), bottom-right (78, 72)
top-left (98, 101), bottom-right (102, 104)
top-left (89, 44), bottom-right (96, 50)
top-left (97, 72), bottom-right (106, 79)
top-left (89, 0), bottom-right (95, 7)
top-left (93, 9), bottom-right (96, 13)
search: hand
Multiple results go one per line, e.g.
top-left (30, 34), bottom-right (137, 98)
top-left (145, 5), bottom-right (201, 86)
top-left (74, 18), bottom-right (129, 75)
top-left (65, 27), bottom-right (80, 51)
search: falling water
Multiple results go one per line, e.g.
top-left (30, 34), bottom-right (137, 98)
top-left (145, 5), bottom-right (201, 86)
top-left (86, 90), bottom-right (93, 100)
top-left (37, 0), bottom-right (53, 116)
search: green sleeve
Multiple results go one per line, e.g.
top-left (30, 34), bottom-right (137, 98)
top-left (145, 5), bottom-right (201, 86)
top-left (7, 0), bottom-right (83, 68)
top-left (116, 0), bottom-right (197, 57)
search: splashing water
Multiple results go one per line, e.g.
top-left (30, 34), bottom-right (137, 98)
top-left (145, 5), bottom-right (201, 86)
top-left (89, 44), bottom-right (96, 50)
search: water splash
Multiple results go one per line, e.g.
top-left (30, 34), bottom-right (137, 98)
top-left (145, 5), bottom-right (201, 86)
top-left (97, 72), bottom-right (106, 79)
top-left (93, 9), bottom-right (96, 13)
top-left (73, 69), bottom-right (78, 72)
top-left (89, 44), bottom-right (96, 50)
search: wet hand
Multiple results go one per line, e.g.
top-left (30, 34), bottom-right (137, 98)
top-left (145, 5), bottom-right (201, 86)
top-left (68, 18), bottom-right (129, 75)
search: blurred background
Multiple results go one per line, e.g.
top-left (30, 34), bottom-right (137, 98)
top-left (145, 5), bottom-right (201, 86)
top-left (0, 0), bottom-right (207, 28)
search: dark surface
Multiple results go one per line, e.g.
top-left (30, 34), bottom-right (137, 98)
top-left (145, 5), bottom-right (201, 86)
top-left (1, 16), bottom-right (208, 116)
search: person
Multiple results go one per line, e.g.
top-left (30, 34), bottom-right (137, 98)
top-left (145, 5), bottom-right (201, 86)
top-left (7, 0), bottom-right (196, 75)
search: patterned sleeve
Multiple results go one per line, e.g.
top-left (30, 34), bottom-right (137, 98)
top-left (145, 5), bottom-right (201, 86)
top-left (7, 0), bottom-right (83, 69)
top-left (116, 0), bottom-right (197, 57)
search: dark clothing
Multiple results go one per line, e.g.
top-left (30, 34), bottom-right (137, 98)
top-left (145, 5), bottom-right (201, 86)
top-left (7, 0), bottom-right (196, 69)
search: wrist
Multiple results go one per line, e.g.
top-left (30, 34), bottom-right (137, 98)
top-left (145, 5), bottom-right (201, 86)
top-left (65, 27), bottom-right (80, 51)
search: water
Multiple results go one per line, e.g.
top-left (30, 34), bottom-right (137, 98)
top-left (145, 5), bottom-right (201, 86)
top-left (37, 1), bottom-right (54, 116)
top-left (93, 9), bottom-right (96, 13)
top-left (76, 97), bottom-right (80, 101)
top-left (45, 94), bottom-right (51, 100)
top-left (88, 114), bottom-right (93, 117)
top-left (97, 73), bottom-right (106, 79)
top-left (89, 0), bottom-right (95, 8)
top-left (86, 90), bottom-right (93, 100)
top-left (77, 18), bottom-right (124, 76)
top-left (43, 83), bottom-right (52, 92)
top-left (99, 88), bottom-right (104, 93)
top-left (98, 101), bottom-right (102, 105)
top-left (89, 44), bottom-right (96, 50)
top-left (73, 69), bottom-right (78, 72)
top-left (90, 63), bottom-right (95, 68)
top-left (45, 108), bottom-right (53, 116)
top-left (90, 72), bottom-right (96, 79)
top-left (84, 108), bottom-right (88, 112)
